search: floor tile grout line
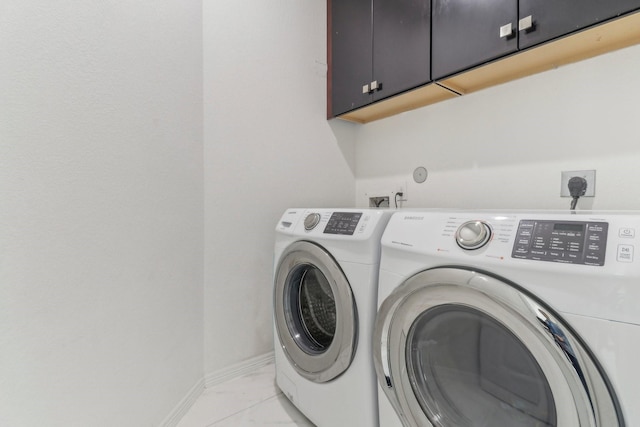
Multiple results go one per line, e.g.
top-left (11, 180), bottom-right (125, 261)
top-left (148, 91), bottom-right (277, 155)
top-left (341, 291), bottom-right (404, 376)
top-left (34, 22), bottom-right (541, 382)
top-left (204, 367), bottom-right (276, 394)
top-left (204, 391), bottom-right (285, 426)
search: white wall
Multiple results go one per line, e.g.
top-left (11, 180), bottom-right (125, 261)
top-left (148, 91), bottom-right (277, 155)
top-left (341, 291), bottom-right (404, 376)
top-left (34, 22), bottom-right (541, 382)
top-left (356, 44), bottom-right (640, 211)
top-left (203, 1), bottom-right (355, 374)
top-left (0, 1), bottom-right (203, 426)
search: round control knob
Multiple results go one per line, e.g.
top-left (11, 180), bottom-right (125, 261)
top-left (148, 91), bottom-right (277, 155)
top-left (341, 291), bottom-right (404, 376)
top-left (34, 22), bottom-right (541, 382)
top-left (455, 220), bottom-right (492, 250)
top-left (304, 213), bottom-right (321, 231)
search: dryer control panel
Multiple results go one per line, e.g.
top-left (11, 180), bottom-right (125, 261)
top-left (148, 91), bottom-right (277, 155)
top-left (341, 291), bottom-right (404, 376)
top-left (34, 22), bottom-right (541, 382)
top-left (512, 220), bottom-right (608, 266)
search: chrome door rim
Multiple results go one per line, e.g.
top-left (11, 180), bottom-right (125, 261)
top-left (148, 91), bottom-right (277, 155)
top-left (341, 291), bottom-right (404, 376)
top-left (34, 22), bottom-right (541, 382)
top-left (374, 267), bottom-right (623, 427)
top-left (274, 241), bottom-right (357, 383)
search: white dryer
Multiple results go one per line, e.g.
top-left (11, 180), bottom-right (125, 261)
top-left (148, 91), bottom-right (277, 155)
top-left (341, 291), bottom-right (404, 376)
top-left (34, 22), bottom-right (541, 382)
top-left (374, 210), bottom-right (640, 427)
top-left (273, 208), bottom-right (393, 427)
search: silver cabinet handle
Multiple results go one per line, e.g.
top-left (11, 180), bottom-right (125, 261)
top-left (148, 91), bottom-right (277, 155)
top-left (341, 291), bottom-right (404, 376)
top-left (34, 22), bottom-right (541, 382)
top-left (499, 22), bottom-right (513, 38)
top-left (519, 15), bottom-right (533, 31)
top-left (363, 81), bottom-right (382, 94)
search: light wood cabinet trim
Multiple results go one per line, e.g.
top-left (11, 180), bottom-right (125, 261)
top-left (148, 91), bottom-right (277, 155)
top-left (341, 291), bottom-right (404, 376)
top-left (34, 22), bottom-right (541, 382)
top-left (337, 83), bottom-right (459, 124)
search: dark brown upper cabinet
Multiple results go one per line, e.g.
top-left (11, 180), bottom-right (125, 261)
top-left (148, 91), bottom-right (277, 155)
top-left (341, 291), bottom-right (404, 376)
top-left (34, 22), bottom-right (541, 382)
top-left (329, 0), bottom-right (640, 123)
top-left (329, 0), bottom-right (431, 118)
top-left (432, 0), bottom-right (640, 81)
top-left (519, 0), bottom-right (640, 49)
top-left (432, 0), bottom-right (518, 81)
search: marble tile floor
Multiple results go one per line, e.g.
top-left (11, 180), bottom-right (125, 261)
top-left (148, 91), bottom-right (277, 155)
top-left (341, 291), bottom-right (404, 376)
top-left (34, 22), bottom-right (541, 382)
top-left (177, 363), bottom-right (315, 427)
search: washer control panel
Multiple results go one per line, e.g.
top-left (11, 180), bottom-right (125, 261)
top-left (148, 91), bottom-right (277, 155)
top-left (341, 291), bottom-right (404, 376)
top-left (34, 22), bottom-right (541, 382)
top-left (512, 220), bottom-right (608, 266)
top-left (323, 212), bottom-right (363, 235)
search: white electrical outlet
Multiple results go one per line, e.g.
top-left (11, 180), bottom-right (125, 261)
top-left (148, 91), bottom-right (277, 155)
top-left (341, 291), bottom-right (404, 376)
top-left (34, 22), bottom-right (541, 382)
top-left (394, 182), bottom-right (407, 202)
top-left (560, 170), bottom-right (596, 197)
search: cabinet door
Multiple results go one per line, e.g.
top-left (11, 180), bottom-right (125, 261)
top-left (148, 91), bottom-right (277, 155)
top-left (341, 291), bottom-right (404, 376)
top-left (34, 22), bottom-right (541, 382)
top-left (432, 0), bottom-right (518, 80)
top-left (372, 0), bottom-right (431, 101)
top-left (519, 0), bottom-right (640, 49)
top-left (330, 0), bottom-right (373, 116)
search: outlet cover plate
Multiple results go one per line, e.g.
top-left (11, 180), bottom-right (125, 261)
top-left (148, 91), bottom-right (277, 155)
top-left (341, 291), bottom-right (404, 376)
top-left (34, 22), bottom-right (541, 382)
top-left (560, 170), bottom-right (596, 197)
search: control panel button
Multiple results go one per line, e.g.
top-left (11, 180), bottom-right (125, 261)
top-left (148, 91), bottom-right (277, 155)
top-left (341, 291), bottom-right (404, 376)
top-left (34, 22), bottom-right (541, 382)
top-left (456, 220), bottom-right (492, 250)
top-left (617, 244), bottom-right (634, 263)
top-left (303, 213), bottom-right (321, 231)
top-left (619, 228), bottom-right (635, 238)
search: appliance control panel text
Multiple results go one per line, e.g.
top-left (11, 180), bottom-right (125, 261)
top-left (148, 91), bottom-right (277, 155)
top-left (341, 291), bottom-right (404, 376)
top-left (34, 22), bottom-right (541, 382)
top-left (512, 220), bottom-right (608, 266)
top-left (324, 212), bottom-right (363, 235)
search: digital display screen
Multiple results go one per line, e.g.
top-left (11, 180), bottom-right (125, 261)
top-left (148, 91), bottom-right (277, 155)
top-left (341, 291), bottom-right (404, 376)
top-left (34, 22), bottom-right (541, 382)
top-left (324, 212), bottom-right (362, 235)
top-left (553, 223), bottom-right (584, 232)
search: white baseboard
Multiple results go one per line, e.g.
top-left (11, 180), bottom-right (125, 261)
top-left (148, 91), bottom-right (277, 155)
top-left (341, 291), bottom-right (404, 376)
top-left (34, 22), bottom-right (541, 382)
top-left (160, 352), bottom-right (275, 427)
top-left (204, 351), bottom-right (275, 389)
top-left (160, 376), bottom-right (205, 427)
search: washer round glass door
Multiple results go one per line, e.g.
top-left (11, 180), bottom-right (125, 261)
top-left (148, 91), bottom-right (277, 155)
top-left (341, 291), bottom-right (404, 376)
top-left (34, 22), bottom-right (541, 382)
top-left (274, 241), bottom-right (357, 383)
top-left (374, 268), bottom-right (622, 427)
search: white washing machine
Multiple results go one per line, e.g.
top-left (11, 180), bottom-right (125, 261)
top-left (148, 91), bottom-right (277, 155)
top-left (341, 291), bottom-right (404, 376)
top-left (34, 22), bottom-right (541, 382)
top-left (273, 208), bottom-right (393, 427)
top-left (374, 210), bottom-right (640, 427)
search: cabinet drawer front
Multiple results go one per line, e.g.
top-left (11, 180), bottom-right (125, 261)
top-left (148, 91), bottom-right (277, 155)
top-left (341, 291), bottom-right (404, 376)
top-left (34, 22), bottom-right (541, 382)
top-left (330, 0), bottom-right (373, 116)
top-left (519, 0), bottom-right (640, 49)
top-left (372, 0), bottom-right (431, 101)
top-left (432, 0), bottom-right (518, 80)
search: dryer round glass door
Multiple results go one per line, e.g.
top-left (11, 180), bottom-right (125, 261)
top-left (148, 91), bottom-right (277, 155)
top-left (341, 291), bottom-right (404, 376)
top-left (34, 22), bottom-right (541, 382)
top-left (274, 241), bottom-right (357, 383)
top-left (406, 305), bottom-right (555, 426)
top-left (373, 267), bottom-right (623, 427)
